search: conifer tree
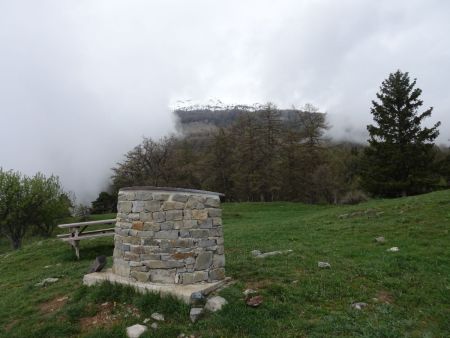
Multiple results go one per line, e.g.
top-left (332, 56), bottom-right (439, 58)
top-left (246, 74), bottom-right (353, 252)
top-left (361, 70), bottom-right (441, 197)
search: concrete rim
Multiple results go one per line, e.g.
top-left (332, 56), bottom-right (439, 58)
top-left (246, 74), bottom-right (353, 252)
top-left (119, 186), bottom-right (224, 197)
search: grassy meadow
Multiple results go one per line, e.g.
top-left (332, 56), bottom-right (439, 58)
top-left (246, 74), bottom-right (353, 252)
top-left (0, 191), bottom-right (449, 337)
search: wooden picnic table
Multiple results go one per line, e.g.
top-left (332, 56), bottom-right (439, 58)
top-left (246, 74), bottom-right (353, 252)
top-left (57, 219), bottom-right (116, 259)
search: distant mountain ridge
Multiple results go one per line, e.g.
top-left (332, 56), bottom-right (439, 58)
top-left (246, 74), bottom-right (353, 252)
top-left (173, 101), bottom-right (308, 136)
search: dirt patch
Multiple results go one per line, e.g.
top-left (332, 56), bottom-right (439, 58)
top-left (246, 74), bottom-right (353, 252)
top-left (80, 302), bottom-right (140, 332)
top-left (39, 295), bottom-right (69, 314)
top-left (375, 291), bottom-right (394, 304)
top-left (246, 279), bottom-right (273, 290)
top-left (4, 319), bottom-right (19, 332)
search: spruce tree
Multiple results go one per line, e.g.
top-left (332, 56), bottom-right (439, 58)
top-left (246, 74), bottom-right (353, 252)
top-left (361, 70), bottom-right (441, 197)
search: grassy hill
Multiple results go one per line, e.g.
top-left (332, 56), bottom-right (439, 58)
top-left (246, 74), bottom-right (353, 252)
top-left (0, 191), bottom-right (449, 337)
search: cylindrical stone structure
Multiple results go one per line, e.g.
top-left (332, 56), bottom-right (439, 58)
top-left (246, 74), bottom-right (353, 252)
top-left (113, 187), bottom-right (225, 285)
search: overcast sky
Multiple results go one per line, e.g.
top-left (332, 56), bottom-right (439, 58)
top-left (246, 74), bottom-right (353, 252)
top-left (1, 0), bottom-right (449, 203)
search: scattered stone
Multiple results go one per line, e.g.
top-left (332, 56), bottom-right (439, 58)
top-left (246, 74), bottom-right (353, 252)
top-left (387, 247), bottom-right (399, 252)
top-left (177, 334), bottom-right (186, 338)
top-left (44, 265), bottom-right (51, 269)
top-left (291, 280), bottom-right (298, 284)
top-left (351, 302), bottom-right (368, 310)
top-left (243, 289), bottom-right (257, 296)
top-left (150, 322), bottom-right (158, 330)
top-left (143, 318), bottom-right (150, 324)
top-left (190, 307), bottom-right (204, 323)
top-left (251, 250), bottom-right (262, 257)
top-left (205, 296), bottom-right (228, 312)
top-left (35, 277), bottom-right (59, 287)
top-left (253, 249), bottom-right (293, 258)
top-left (151, 312), bottom-right (164, 321)
top-left (375, 236), bottom-right (386, 244)
top-left (318, 261), bottom-right (331, 268)
top-left (190, 291), bottom-right (205, 304)
top-left (88, 255), bottom-right (107, 273)
top-left (126, 324), bottom-right (147, 338)
top-left (246, 295), bottom-right (263, 307)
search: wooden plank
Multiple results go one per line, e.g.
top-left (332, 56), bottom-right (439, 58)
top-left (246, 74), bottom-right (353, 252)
top-left (57, 228), bottom-right (116, 238)
top-left (61, 232), bottom-right (115, 241)
top-left (58, 219), bottom-right (116, 229)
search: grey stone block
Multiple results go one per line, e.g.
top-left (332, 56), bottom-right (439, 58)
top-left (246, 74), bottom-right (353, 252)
top-left (152, 193), bottom-right (170, 201)
top-left (152, 212), bottom-right (166, 223)
top-left (208, 268), bottom-right (225, 281)
top-left (204, 197), bottom-right (220, 208)
top-left (199, 219), bottom-right (213, 229)
top-left (130, 271), bottom-right (150, 282)
top-left (198, 239), bottom-right (216, 247)
top-left (212, 254), bottom-right (225, 268)
top-left (140, 212), bottom-right (153, 222)
top-left (190, 229), bottom-right (209, 238)
top-left (162, 201), bottom-right (185, 210)
top-left (212, 217), bottom-right (222, 226)
top-left (134, 191), bottom-right (153, 200)
top-left (144, 260), bottom-right (184, 269)
top-left (132, 201), bottom-right (145, 213)
top-left (112, 258), bottom-right (130, 277)
top-left (180, 229), bottom-right (190, 238)
top-left (172, 194), bottom-right (189, 202)
top-left (206, 208), bottom-right (222, 217)
top-left (166, 210), bottom-right (183, 221)
top-left (117, 201), bottom-right (132, 213)
top-left (178, 271), bottom-right (208, 284)
top-left (183, 209), bottom-right (192, 220)
top-left (150, 269), bottom-right (176, 283)
top-left (144, 222), bottom-right (160, 231)
top-left (160, 221), bottom-right (174, 230)
top-left (154, 230), bottom-right (179, 239)
top-left (144, 200), bottom-right (161, 212)
top-left (194, 252), bottom-right (213, 270)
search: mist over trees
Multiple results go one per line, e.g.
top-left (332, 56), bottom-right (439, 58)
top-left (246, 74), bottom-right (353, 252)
top-left (112, 71), bottom-right (447, 202)
top-left (112, 103), bottom-right (368, 203)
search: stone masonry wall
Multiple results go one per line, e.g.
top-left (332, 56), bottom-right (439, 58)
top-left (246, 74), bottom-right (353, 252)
top-left (112, 188), bottom-right (225, 285)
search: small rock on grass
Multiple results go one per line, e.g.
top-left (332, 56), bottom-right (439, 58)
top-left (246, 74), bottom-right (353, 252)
top-left (190, 307), bottom-right (204, 323)
top-left (35, 277), bottom-right (59, 287)
top-left (205, 296), bottom-right (228, 312)
top-left (143, 318), bottom-right (150, 324)
top-left (251, 250), bottom-right (262, 257)
top-left (255, 250), bottom-right (293, 259)
top-left (387, 247), bottom-right (399, 252)
top-left (150, 322), bottom-right (158, 330)
top-left (243, 289), bottom-right (257, 296)
top-left (151, 312), bottom-right (164, 321)
top-left (318, 261), bottom-right (331, 268)
top-left (246, 295), bottom-right (263, 307)
top-left (375, 236), bottom-right (386, 243)
top-left (351, 302), bottom-right (368, 310)
top-left (126, 324), bottom-right (147, 338)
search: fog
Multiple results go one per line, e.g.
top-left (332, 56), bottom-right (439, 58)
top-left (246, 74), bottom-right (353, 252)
top-left (1, 0), bottom-right (449, 202)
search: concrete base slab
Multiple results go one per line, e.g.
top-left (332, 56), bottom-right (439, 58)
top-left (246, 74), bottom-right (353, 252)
top-left (83, 269), bottom-right (231, 304)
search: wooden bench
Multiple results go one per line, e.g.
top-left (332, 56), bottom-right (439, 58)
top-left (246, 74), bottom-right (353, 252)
top-left (57, 219), bottom-right (116, 259)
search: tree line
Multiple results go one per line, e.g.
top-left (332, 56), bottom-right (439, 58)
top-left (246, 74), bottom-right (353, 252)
top-left (111, 71), bottom-right (449, 203)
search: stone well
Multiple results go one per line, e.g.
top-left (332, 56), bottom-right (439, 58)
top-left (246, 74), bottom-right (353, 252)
top-left (112, 187), bottom-right (225, 285)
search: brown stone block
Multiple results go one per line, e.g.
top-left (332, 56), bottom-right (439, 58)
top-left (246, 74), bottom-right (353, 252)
top-left (171, 252), bottom-right (195, 260)
top-left (132, 221), bottom-right (144, 231)
top-left (192, 209), bottom-right (208, 221)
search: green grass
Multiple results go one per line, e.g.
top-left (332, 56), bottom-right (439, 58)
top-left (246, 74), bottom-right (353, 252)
top-left (0, 192), bottom-right (449, 337)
